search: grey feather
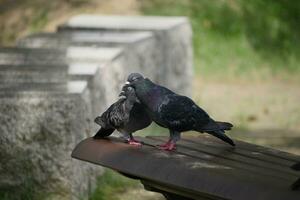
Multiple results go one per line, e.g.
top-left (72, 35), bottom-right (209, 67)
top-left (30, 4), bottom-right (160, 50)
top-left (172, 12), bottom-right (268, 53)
top-left (94, 85), bottom-right (152, 139)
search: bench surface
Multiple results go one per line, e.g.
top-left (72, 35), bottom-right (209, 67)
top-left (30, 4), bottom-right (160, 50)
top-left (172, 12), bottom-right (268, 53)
top-left (71, 135), bottom-right (300, 200)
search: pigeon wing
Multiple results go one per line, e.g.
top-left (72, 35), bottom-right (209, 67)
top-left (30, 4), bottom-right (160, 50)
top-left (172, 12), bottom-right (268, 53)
top-left (123, 102), bottom-right (152, 133)
top-left (108, 100), bottom-right (132, 128)
top-left (95, 99), bottom-right (129, 129)
top-left (159, 95), bottom-right (210, 131)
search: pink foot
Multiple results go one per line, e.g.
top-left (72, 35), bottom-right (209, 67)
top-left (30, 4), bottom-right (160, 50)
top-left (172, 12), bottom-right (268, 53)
top-left (127, 139), bottom-right (142, 146)
top-left (157, 140), bottom-right (171, 148)
top-left (158, 142), bottom-right (176, 151)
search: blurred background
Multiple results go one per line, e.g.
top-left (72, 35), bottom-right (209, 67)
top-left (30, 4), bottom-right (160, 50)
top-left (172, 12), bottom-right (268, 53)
top-left (1, 0), bottom-right (299, 199)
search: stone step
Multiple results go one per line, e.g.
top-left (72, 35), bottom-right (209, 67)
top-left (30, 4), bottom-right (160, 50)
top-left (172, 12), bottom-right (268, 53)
top-left (0, 64), bottom-right (69, 83)
top-left (17, 32), bottom-right (157, 83)
top-left (58, 15), bottom-right (188, 32)
top-left (0, 63), bottom-right (104, 83)
top-left (0, 61), bottom-right (110, 117)
top-left (58, 15), bottom-right (193, 95)
top-left (17, 31), bottom-right (153, 48)
top-left (0, 81), bottom-right (88, 95)
top-left (0, 46), bottom-right (122, 65)
top-left (0, 47), bottom-right (124, 114)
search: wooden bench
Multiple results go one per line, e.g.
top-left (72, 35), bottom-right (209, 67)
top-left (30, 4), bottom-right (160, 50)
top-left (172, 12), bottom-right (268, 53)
top-left (71, 135), bottom-right (300, 200)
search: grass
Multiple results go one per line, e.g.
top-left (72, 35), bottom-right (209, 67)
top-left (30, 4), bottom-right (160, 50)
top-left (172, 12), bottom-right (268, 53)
top-left (141, 0), bottom-right (300, 81)
top-left (194, 32), bottom-right (300, 81)
top-left (89, 169), bottom-right (139, 200)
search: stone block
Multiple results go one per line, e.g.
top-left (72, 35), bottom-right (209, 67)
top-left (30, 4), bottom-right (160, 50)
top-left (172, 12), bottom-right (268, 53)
top-left (17, 31), bottom-right (158, 83)
top-left (0, 82), bottom-right (101, 199)
top-left (18, 32), bottom-right (153, 48)
top-left (0, 47), bottom-right (125, 117)
top-left (0, 47), bottom-right (121, 66)
top-left (58, 15), bottom-right (193, 95)
top-left (0, 64), bottom-right (69, 83)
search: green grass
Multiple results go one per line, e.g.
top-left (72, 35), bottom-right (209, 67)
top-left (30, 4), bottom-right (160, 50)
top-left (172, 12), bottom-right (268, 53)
top-left (89, 169), bottom-right (139, 200)
top-left (140, 0), bottom-right (300, 80)
top-left (29, 9), bottom-right (49, 32)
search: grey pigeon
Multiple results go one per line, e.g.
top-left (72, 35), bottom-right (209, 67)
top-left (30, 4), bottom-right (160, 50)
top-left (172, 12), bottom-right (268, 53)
top-left (93, 85), bottom-right (152, 145)
top-left (126, 73), bottom-right (234, 150)
top-left (291, 162), bottom-right (300, 190)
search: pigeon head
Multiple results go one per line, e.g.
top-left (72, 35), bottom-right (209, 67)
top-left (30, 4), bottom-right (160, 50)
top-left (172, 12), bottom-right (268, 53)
top-left (126, 73), bottom-right (144, 85)
top-left (119, 85), bottom-right (140, 103)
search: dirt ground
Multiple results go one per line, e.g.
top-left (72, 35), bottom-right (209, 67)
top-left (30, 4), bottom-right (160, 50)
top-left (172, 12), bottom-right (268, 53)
top-left (193, 76), bottom-right (300, 155)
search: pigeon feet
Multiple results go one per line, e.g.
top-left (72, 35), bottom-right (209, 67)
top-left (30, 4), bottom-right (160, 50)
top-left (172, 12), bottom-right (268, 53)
top-left (158, 141), bottom-right (176, 151)
top-left (127, 138), bottom-right (142, 146)
top-left (157, 140), bottom-right (171, 148)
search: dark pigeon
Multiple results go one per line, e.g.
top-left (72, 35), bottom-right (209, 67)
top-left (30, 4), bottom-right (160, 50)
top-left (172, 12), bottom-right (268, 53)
top-left (291, 162), bottom-right (300, 190)
top-left (126, 73), bottom-right (234, 150)
top-left (93, 85), bottom-right (152, 145)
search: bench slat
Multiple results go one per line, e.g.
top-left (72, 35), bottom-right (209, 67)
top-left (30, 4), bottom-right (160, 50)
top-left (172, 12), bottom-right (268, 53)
top-left (71, 136), bottom-right (300, 200)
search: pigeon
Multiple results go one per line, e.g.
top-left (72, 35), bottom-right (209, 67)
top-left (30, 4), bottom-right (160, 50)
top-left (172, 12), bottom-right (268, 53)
top-left (126, 73), bottom-right (235, 150)
top-left (93, 85), bottom-right (152, 145)
top-left (290, 162), bottom-right (300, 190)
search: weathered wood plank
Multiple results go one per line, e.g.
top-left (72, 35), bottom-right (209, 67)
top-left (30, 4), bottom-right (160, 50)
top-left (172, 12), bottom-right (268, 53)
top-left (188, 134), bottom-right (300, 162)
top-left (71, 136), bottom-right (300, 200)
top-left (143, 137), bottom-right (297, 182)
top-left (146, 136), bottom-right (299, 178)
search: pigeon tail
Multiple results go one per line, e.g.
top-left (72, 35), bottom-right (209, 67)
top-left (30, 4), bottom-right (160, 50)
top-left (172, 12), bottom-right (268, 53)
top-left (216, 121), bottom-right (233, 130)
top-left (206, 130), bottom-right (235, 146)
top-left (291, 162), bottom-right (300, 170)
top-left (198, 119), bottom-right (233, 132)
top-left (93, 128), bottom-right (114, 139)
top-left (94, 116), bottom-right (105, 127)
top-left (290, 162), bottom-right (300, 190)
top-left (291, 178), bottom-right (300, 190)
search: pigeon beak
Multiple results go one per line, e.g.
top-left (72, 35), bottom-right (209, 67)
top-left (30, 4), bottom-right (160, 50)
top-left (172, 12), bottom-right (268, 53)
top-left (125, 81), bottom-right (130, 85)
top-left (118, 95), bottom-right (126, 100)
top-left (118, 91), bottom-right (125, 96)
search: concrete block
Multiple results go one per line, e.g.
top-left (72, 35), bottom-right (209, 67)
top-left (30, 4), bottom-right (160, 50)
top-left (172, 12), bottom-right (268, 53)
top-left (17, 31), bottom-right (158, 83)
top-left (0, 64), bottom-right (69, 83)
top-left (18, 32), bottom-right (153, 48)
top-left (0, 82), bottom-right (102, 199)
top-left (0, 47), bottom-right (121, 66)
top-left (0, 47), bottom-right (125, 117)
top-left (58, 15), bottom-right (193, 95)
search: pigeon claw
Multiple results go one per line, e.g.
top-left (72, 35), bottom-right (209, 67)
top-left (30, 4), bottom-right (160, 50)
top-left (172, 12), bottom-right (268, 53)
top-left (158, 142), bottom-right (176, 151)
top-left (157, 140), bottom-right (171, 148)
top-left (127, 139), bottom-right (142, 146)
